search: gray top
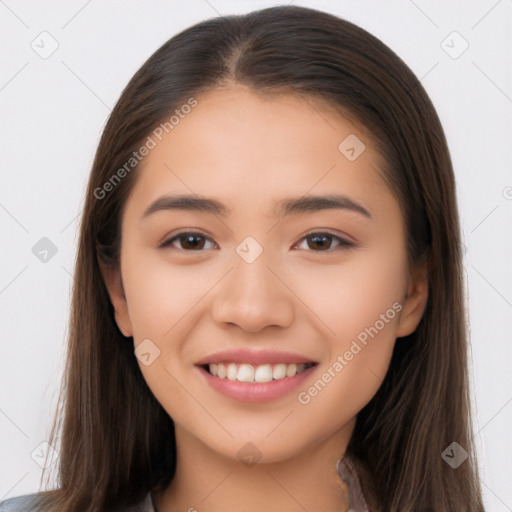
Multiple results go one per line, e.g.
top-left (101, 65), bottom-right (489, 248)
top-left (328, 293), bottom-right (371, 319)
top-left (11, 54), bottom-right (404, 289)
top-left (0, 492), bottom-right (155, 511)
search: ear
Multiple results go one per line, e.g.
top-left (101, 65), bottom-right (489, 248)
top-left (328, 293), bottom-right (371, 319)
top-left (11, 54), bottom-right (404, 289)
top-left (395, 262), bottom-right (429, 338)
top-left (99, 262), bottom-right (133, 338)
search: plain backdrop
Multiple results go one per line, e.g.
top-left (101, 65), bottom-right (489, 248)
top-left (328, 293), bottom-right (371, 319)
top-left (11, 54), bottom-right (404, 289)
top-left (1, 0), bottom-right (511, 509)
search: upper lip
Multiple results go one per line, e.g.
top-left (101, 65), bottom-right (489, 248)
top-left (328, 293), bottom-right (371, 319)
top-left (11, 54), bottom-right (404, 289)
top-left (195, 349), bottom-right (318, 366)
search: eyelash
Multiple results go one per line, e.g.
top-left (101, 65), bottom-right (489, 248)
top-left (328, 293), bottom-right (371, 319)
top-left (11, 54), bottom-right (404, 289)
top-left (158, 230), bottom-right (354, 252)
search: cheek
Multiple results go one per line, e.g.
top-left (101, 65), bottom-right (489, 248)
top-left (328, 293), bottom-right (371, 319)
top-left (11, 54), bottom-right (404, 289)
top-left (122, 254), bottom-right (212, 424)
top-left (292, 247), bottom-right (407, 343)
top-left (121, 252), bottom-right (216, 339)
top-left (291, 248), bottom-right (407, 409)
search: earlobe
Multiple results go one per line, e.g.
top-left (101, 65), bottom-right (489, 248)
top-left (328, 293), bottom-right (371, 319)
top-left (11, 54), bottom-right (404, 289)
top-left (99, 261), bottom-right (134, 338)
top-left (395, 265), bottom-right (429, 338)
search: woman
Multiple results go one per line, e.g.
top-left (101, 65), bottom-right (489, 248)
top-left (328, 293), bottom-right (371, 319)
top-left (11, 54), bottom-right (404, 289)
top-left (0, 5), bottom-right (485, 511)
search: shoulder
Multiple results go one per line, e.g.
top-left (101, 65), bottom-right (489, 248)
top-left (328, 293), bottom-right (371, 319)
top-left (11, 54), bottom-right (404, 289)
top-left (0, 493), bottom-right (44, 511)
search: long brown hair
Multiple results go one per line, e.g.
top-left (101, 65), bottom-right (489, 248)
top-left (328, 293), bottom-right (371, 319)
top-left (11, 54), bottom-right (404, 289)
top-left (35, 5), bottom-right (484, 511)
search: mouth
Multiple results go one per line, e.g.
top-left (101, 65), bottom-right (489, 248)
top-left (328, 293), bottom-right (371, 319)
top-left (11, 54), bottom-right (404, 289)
top-left (201, 362), bottom-right (316, 383)
top-left (195, 349), bottom-right (318, 403)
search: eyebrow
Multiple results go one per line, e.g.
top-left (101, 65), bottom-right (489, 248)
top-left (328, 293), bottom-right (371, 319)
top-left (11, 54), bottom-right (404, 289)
top-left (142, 193), bottom-right (372, 220)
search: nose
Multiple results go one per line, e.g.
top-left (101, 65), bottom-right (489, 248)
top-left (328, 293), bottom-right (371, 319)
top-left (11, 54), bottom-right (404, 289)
top-left (210, 252), bottom-right (295, 333)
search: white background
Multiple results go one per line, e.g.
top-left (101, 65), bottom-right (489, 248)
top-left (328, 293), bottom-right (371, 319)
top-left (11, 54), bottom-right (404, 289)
top-left (0, 0), bottom-right (511, 509)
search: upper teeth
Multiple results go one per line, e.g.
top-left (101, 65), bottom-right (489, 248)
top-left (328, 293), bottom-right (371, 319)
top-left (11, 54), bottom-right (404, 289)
top-left (208, 363), bottom-right (311, 383)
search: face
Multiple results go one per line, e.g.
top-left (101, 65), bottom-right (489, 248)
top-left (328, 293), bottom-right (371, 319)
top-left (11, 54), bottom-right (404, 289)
top-left (105, 86), bottom-right (428, 465)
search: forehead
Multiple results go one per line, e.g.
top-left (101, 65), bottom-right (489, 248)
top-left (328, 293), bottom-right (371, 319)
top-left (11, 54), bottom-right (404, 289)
top-left (124, 86), bottom-right (394, 220)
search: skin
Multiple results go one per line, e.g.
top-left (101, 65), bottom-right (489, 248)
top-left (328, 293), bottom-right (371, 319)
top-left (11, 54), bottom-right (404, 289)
top-left (103, 85), bottom-right (428, 512)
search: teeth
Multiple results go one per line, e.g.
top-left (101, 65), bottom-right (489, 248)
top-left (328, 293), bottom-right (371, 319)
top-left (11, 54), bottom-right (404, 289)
top-left (227, 363), bottom-right (238, 380)
top-left (286, 363), bottom-right (297, 377)
top-left (207, 362), bottom-right (311, 382)
top-left (254, 364), bottom-right (273, 383)
top-left (217, 363), bottom-right (226, 379)
top-left (272, 363), bottom-right (287, 380)
top-left (237, 364), bottom-right (255, 382)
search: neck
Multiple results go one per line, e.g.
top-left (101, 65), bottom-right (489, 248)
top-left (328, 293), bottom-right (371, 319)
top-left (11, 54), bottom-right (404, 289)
top-left (154, 419), bottom-right (356, 512)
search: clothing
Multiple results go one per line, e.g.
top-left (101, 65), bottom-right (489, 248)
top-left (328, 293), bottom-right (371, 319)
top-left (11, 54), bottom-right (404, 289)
top-left (0, 493), bottom-right (154, 512)
top-left (0, 456), bottom-right (369, 511)
top-left (336, 456), bottom-right (371, 511)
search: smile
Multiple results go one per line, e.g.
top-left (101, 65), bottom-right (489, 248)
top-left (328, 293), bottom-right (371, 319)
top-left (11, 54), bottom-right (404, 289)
top-left (206, 362), bottom-right (314, 383)
top-left (195, 349), bottom-right (318, 402)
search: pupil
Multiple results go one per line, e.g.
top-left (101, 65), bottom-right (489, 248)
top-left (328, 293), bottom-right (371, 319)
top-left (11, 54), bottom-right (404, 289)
top-left (183, 235), bottom-right (203, 249)
top-left (309, 234), bottom-right (330, 250)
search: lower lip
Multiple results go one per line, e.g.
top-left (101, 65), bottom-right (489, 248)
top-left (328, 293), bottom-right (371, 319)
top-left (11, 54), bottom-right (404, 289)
top-left (197, 365), bottom-right (317, 403)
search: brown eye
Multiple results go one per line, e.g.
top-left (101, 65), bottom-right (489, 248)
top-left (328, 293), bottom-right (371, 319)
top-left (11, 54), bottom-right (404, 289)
top-left (307, 233), bottom-right (332, 250)
top-left (295, 232), bottom-right (354, 252)
top-left (159, 232), bottom-right (216, 251)
top-left (179, 234), bottom-right (206, 250)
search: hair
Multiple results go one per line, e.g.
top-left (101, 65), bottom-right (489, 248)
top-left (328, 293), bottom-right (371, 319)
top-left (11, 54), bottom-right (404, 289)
top-left (34, 5), bottom-right (484, 511)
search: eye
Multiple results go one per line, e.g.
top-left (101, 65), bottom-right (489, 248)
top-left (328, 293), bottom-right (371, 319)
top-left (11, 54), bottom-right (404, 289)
top-left (294, 232), bottom-right (354, 252)
top-left (159, 231), bottom-right (217, 251)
